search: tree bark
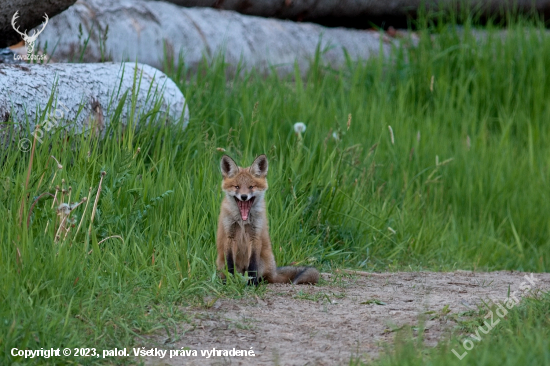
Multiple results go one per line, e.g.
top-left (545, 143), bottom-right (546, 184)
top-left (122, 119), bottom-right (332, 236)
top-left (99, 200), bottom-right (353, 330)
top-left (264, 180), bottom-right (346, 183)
top-left (0, 0), bottom-right (77, 48)
top-left (31, 0), bottom-right (397, 75)
top-left (160, 0), bottom-right (550, 28)
top-left (0, 63), bottom-right (189, 147)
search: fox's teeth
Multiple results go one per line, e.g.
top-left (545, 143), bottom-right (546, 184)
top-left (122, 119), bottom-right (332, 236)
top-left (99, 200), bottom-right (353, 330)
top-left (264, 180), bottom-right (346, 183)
top-left (235, 196), bottom-right (255, 220)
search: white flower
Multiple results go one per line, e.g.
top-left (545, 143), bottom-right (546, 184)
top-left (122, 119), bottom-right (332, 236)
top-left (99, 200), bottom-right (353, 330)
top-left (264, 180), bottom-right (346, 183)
top-left (293, 122), bottom-right (306, 134)
top-left (332, 132), bottom-right (340, 141)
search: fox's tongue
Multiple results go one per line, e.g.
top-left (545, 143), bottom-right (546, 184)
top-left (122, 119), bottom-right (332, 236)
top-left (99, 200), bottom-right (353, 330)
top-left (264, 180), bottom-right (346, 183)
top-left (237, 199), bottom-right (252, 221)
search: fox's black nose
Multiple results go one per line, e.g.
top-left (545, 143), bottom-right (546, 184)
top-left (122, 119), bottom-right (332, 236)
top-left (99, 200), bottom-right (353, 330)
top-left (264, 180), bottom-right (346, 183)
top-left (240, 194), bottom-right (247, 201)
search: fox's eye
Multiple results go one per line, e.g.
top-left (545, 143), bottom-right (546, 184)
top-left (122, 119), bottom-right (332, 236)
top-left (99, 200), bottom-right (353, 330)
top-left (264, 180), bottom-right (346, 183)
top-left (249, 186), bottom-right (254, 189)
top-left (235, 185), bottom-right (239, 189)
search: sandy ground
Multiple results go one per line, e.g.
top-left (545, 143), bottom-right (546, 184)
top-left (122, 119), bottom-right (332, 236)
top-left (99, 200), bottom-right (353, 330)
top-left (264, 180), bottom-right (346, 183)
top-left (139, 271), bottom-right (550, 366)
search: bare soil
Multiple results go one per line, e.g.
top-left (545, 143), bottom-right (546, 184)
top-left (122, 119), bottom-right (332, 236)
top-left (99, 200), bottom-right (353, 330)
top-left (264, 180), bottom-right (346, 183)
top-left (140, 271), bottom-right (550, 366)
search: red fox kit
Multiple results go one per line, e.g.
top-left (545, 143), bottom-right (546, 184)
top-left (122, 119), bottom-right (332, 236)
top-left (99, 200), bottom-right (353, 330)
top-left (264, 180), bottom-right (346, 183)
top-left (216, 154), bottom-right (319, 285)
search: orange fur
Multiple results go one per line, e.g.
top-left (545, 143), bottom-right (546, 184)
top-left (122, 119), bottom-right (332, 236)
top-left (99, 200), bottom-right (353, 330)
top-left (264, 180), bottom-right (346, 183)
top-left (216, 155), bottom-right (319, 285)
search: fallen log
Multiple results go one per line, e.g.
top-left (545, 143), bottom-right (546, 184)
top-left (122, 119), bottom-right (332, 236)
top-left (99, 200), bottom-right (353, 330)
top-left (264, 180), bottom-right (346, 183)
top-left (0, 0), bottom-right (77, 48)
top-left (0, 62), bottom-right (189, 148)
top-left (161, 0), bottom-right (550, 28)
top-left (0, 48), bottom-right (22, 64)
top-left (30, 0), bottom-right (398, 75)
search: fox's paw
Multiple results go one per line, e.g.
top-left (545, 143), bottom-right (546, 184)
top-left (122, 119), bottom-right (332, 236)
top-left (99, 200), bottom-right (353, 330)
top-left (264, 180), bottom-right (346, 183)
top-left (246, 271), bottom-right (260, 286)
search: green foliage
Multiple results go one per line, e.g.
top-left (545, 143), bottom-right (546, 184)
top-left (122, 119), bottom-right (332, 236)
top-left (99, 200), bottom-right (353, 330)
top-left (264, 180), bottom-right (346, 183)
top-left (1, 14), bottom-right (550, 365)
top-left (371, 292), bottom-right (550, 366)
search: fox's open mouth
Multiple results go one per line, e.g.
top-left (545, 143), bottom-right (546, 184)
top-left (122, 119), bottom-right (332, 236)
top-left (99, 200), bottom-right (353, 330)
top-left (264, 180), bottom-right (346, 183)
top-left (235, 197), bottom-right (255, 221)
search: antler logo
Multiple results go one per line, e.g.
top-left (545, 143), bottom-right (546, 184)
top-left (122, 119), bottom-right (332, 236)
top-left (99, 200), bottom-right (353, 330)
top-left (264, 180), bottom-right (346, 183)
top-left (11, 11), bottom-right (49, 60)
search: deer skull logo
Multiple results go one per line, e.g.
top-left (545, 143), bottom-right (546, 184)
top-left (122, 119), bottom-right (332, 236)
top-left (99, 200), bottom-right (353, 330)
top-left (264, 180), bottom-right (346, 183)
top-left (11, 11), bottom-right (49, 59)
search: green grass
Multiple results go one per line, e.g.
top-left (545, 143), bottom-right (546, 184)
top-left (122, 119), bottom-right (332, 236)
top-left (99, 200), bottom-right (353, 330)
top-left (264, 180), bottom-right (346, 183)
top-left (370, 291), bottom-right (550, 366)
top-left (1, 15), bottom-right (550, 365)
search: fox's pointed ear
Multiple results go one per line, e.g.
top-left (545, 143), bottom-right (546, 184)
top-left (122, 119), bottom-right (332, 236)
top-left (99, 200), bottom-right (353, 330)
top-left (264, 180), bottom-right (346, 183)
top-left (250, 154), bottom-right (268, 177)
top-left (220, 155), bottom-right (238, 178)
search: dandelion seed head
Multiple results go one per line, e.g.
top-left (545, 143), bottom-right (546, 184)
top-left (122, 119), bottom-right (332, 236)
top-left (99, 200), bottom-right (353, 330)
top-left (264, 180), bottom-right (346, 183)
top-left (293, 122), bottom-right (306, 134)
top-left (57, 203), bottom-right (71, 216)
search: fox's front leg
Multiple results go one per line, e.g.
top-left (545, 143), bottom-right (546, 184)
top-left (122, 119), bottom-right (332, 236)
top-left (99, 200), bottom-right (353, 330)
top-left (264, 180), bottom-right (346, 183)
top-left (217, 248), bottom-right (235, 277)
top-left (216, 224), bottom-right (236, 281)
top-left (246, 249), bottom-right (260, 286)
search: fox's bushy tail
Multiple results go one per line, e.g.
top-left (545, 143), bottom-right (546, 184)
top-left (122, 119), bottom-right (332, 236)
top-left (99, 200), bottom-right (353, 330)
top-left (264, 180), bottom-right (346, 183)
top-left (274, 266), bottom-right (319, 284)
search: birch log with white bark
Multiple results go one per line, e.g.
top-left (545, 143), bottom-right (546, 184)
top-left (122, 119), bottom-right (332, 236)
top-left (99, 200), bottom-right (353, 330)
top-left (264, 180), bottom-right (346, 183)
top-left (161, 0), bottom-right (550, 27)
top-left (0, 63), bottom-right (189, 146)
top-left (0, 0), bottom-right (77, 48)
top-left (32, 0), bottom-right (397, 75)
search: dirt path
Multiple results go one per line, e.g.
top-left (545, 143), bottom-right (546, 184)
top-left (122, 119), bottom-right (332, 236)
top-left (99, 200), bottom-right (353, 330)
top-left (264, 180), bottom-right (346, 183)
top-left (140, 271), bottom-right (550, 366)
